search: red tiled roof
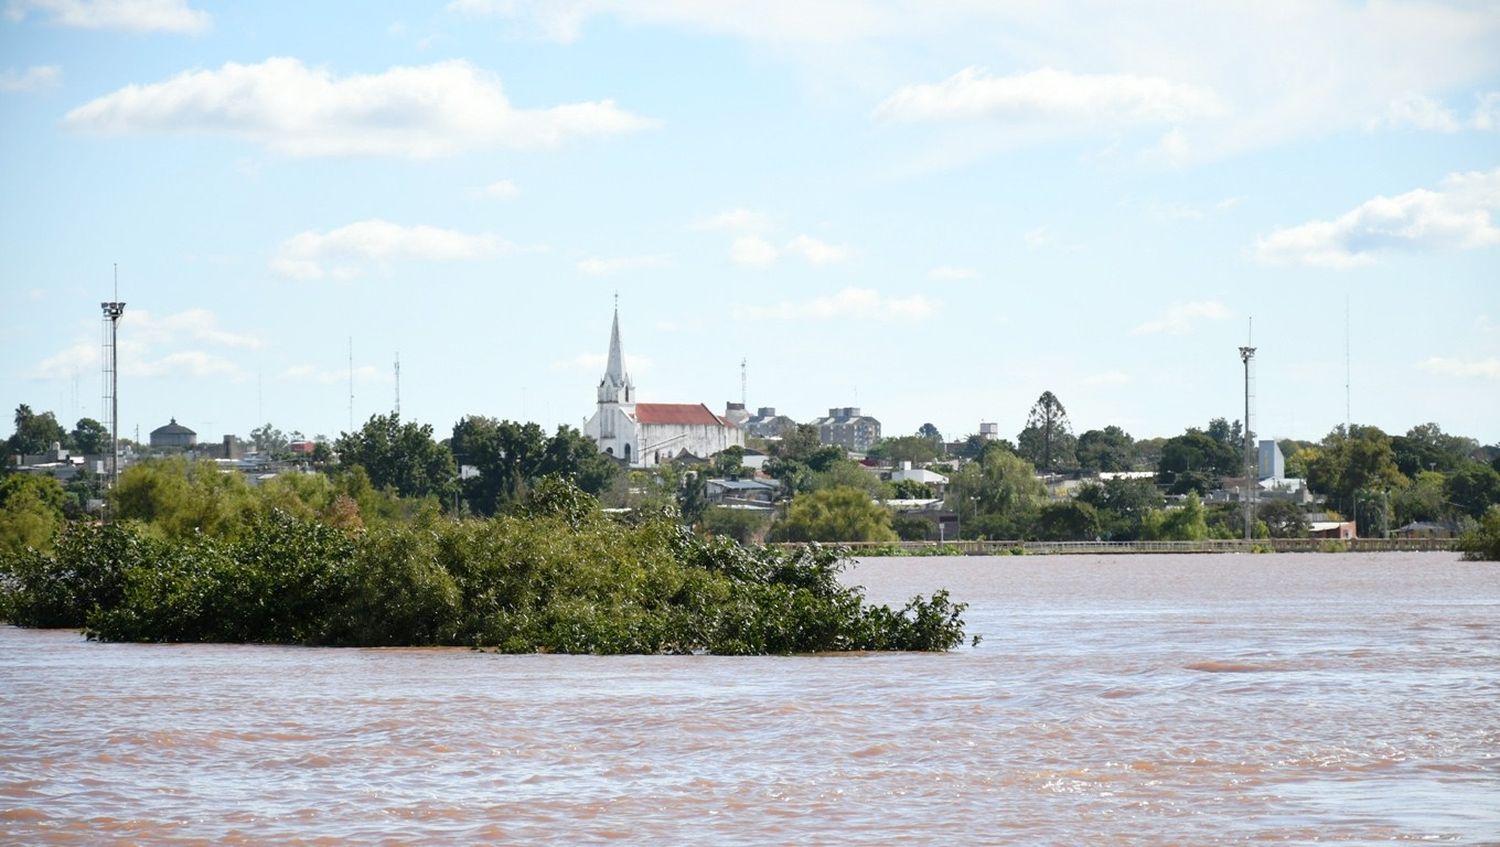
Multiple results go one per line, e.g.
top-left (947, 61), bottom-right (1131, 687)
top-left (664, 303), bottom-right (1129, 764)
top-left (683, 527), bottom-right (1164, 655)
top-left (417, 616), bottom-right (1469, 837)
top-left (633, 403), bottom-right (731, 426)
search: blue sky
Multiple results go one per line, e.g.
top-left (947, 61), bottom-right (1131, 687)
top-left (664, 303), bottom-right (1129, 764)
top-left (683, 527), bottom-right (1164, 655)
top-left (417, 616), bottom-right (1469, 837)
top-left (2, 0), bottom-right (1497, 449)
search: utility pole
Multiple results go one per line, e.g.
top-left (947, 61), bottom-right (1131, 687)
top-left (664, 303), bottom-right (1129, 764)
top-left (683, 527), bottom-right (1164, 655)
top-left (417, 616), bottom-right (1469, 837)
top-left (1239, 326), bottom-right (1257, 542)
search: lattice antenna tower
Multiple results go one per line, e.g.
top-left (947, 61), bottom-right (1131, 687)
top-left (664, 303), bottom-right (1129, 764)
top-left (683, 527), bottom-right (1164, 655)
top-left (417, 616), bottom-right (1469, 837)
top-left (347, 337), bottom-right (354, 432)
top-left (394, 352), bottom-right (401, 417)
top-left (740, 357), bottom-right (747, 407)
top-left (100, 264), bottom-right (126, 516)
top-left (1239, 319), bottom-right (1257, 542)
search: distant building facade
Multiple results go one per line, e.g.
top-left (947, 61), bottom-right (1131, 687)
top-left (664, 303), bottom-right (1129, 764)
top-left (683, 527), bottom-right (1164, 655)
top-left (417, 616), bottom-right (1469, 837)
top-left (1258, 439), bottom-right (1284, 481)
top-left (743, 407), bottom-right (798, 439)
top-left (582, 306), bottom-right (743, 468)
top-left (813, 407), bottom-right (882, 452)
top-left (149, 418), bottom-right (197, 448)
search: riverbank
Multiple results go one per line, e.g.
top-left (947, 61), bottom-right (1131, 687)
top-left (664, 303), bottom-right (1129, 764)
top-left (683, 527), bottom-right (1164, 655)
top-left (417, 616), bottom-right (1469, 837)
top-left (787, 537), bottom-right (1459, 556)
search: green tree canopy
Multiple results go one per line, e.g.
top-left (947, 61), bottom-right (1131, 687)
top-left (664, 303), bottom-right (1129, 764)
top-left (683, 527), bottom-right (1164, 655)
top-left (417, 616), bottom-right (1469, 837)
top-left (334, 414), bottom-right (456, 503)
top-left (868, 435), bottom-right (941, 466)
top-left (1074, 477), bottom-right (1162, 540)
top-left (1034, 500), bottom-right (1102, 541)
top-left (8, 405), bottom-right (67, 456)
top-left (1445, 462), bottom-right (1500, 519)
top-left (1392, 422), bottom-right (1479, 478)
top-left (1306, 425), bottom-right (1404, 508)
top-left (0, 474), bottom-right (67, 552)
top-left (1075, 425), bottom-right (1137, 473)
top-left (1157, 431), bottom-right (1240, 494)
top-left (945, 447), bottom-right (1044, 538)
top-left (1257, 499), bottom-right (1310, 538)
top-left (770, 486), bottom-right (897, 543)
top-left (70, 418), bottom-right (109, 455)
top-left (449, 417), bottom-right (616, 517)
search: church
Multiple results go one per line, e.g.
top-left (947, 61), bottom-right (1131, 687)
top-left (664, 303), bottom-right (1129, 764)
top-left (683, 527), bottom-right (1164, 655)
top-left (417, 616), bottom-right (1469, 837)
top-left (583, 306), bottom-right (743, 467)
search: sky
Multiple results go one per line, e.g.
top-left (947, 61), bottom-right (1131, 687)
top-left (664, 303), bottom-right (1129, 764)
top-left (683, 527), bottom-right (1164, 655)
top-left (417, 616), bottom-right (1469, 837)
top-left (2, 0), bottom-right (1498, 450)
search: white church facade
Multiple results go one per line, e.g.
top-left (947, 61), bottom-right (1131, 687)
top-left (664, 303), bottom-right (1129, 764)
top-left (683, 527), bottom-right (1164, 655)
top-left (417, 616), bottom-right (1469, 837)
top-left (583, 307), bottom-right (743, 468)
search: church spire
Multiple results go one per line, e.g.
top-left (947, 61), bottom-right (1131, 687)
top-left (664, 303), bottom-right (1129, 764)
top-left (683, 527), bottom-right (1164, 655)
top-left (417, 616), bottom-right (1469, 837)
top-left (606, 295), bottom-right (625, 385)
top-left (598, 297), bottom-right (633, 404)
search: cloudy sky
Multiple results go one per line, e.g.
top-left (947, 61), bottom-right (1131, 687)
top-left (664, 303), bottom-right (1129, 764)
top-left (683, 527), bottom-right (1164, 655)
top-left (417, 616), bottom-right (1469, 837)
top-left (2, 0), bottom-right (1497, 448)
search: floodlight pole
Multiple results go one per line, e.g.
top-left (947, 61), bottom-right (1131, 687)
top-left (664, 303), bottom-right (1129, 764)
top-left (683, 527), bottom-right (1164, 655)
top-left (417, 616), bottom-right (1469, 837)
top-left (1239, 344), bottom-right (1256, 542)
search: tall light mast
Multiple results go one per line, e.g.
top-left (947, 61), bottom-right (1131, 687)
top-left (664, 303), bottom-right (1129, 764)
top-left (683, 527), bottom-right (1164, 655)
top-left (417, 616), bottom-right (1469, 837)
top-left (100, 266), bottom-right (126, 520)
top-left (1239, 324), bottom-right (1257, 542)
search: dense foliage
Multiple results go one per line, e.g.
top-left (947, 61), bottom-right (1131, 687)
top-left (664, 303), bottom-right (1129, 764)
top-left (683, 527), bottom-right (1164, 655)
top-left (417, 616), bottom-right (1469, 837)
top-left (1458, 506), bottom-right (1500, 561)
top-left (0, 479), bottom-right (968, 654)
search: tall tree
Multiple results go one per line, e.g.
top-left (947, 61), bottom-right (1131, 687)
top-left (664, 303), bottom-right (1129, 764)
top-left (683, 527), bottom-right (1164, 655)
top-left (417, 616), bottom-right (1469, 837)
top-left (917, 422), bottom-right (943, 443)
top-left (334, 413), bottom-right (455, 503)
top-left (1017, 391), bottom-right (1075, 472)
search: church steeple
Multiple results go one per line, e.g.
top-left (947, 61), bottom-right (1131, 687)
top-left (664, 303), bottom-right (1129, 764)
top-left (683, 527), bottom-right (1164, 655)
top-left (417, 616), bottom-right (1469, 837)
top-left (598, 297), bottom-right (634, 404)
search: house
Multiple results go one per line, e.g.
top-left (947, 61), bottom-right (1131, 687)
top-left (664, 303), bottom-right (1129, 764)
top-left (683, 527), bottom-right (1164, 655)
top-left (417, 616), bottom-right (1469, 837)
top-left (1393, 520), bottom-right (1460, 539)
top-left (1309, 520), bottom-right (1357, 540)
top-left (582, 305), bottom-right (744, 468)
top-left (704, 478), bottom-right (778, 508)
top-left (889, 461), bottom-right (949, 497)
top-left (812, 407), bottom-right (881, 452)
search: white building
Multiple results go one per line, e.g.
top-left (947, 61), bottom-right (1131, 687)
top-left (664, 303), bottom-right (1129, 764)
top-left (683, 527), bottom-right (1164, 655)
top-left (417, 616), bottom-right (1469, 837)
top-left (583, 307), bottom-right (743, 467)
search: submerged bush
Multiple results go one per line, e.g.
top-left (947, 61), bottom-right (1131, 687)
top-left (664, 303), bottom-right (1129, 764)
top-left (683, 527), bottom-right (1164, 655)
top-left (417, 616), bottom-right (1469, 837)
top-left (0, 480), bottom-right (968, 654)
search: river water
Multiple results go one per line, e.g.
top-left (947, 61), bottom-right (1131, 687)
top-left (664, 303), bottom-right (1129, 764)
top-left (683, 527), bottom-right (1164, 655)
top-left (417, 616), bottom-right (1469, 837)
top-left (2, 551), bottom-right (1497, 845)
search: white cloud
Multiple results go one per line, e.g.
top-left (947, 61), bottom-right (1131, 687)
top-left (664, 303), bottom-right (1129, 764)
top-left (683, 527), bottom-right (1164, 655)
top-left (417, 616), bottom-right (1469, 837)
top-left (692, 207), bottom-right (770, 232)
top-left (127, 308), bottom-right (263, 349)
top-left (734, 287), bottom-right (935, 322)
top-left (0, 65), bottom-right (60, 93)
top-left (731, 234), bottom-right (849, 266)
top-left (784, 235), bottom-right (849, 265)
top-left (551, 352), bottom-right (652, 372)
top-left (1369, 95), bottom-right (1461, 133)
top-left (31, 307), bottom-right (261, 380)
top-left (271, 219), bottom-right (515, 280)
top-left (281, 364), bottom-right (388, 385)
top-left (927, 265), bottom-right (977, 281)
top-left (730, 235), bottom-right (779, 267)
top-left (480, 179), bottom-right (518, 198)
top-left (576, 254), bottom-right (670, 275)
top-left (1084, 370), bottom-right (1131, 386)
top-left (1420, 357), bottom-right (1500, 379)
top-left (874, 66), bottom-right (1222, 128)
top-left (1130, 301), bottom-right (1230, 336)
top-left (1474, 92), bottom-right (1500, 131)
top-left (126, 350), bottom-right (241, 379)
top-left (448, 0), bottom-right (901, 45)
top-left (470, 3), bottom-right (1500, 164)
top-left (64, 57), bottom-right (655, 158)
top-left (6, 0), bottom-right (209, 33)
top-left (1254, 167), bottom-right (1500, 268)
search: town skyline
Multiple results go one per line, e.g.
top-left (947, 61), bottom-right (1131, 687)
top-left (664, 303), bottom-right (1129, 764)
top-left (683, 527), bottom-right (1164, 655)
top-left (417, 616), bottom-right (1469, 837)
top-left (2, 2), bottom-right (1497, 445)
